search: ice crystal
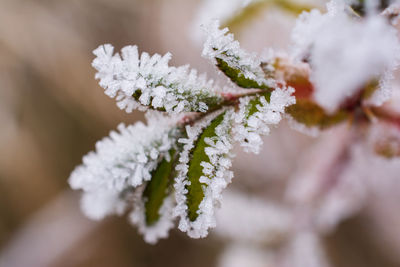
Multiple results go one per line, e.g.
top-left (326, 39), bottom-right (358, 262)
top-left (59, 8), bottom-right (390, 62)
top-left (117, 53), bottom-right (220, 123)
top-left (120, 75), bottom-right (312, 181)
top-left (202, 20), bottom-right (274, 88)
top-left (129, 188), bottom-right (175, 244)
top-left (233, 86), bottom-right (296, 153)
top-left (92, 44), bottom-right (223, 113)
top-left (174, 110), bottom-right (234, 238)
top-left (80, 190), bottom-right (127, 220)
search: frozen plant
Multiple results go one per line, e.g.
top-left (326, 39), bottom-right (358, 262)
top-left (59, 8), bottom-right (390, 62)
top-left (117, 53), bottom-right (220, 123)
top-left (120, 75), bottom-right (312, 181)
top-left (70, 1), bottom-right (400, 260)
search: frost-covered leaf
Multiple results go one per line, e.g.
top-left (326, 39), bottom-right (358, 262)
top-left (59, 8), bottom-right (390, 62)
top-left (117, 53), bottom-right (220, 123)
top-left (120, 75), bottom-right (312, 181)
top-left (130, 188), bottom-right (175, 244)
top-left (143, 149), bottom-right (176, 225)
top-left (92, 44), bottom-right (225, 113)
top-left (285, 99), bottom-right (349, 130)
top-left (68, 113), bottom-right (179, 227)
top-left (186, 112), bottom-right (227, 221)
top-left (69, 116), bottom-right (178, 194)
top-left (174, 111), bottom-right (234, 238)
top-left (244, 92), bottom-right (271, 120)
top-left (202, 20), bottom-right (274, 89)
top-left (233, 87), bottom-right (296, 153)
top-left (216, 58), bottom-right (271, 89)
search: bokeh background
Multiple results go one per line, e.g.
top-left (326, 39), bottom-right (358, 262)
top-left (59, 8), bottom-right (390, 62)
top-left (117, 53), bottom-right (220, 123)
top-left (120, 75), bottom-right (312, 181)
top-left (1, 0), bottom-right (400, 266)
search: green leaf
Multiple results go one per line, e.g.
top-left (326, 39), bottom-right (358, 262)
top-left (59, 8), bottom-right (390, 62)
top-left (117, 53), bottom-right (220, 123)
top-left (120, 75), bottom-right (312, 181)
top-left (216, 58), bottom-right (270, 90)
top-left (143, 150), bottom-right (176, 225)
top-left (285, 99), bottom-right (349, 129)
top-left (186, 112), bottom-right (226, 221)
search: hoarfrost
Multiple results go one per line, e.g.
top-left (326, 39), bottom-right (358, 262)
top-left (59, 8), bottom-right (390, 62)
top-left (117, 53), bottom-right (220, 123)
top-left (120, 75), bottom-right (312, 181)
top-left (174, 110), bottom-right (234, 238)
top-left (202, 20), bottom-right (274, 88)
top-left (80, 190), bottom-right (127, 220)
top-left (129, 188), bottom-right (175, 244)
top-left (92, 44), bottom-right (223, 113)
top-left (69, 113), bottom-right (177, 220)
top-left (233, 86), bottom-right (296, 153)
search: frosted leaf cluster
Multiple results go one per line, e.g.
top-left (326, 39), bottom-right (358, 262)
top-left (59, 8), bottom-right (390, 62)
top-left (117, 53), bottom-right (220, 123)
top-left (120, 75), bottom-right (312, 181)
top-left (174, 111), bottom-right (234, 238)
top-left (71, 14), bottom-right (301, 244)
top-left (69, 113), bottom-right (177, 220)
top-left (291, 0), bottom-right (400, 112)
top-left (71, 0), bottom-right (400, 251)
top-left (92, 44), bottom-right (222, 113)
top-left (202, 20), bottom-right (274, 87)
top-left (233, 87), bottom-right (296, 153)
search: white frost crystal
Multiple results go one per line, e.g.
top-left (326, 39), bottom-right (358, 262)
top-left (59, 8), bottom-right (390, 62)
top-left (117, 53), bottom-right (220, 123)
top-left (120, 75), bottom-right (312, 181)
top-left (233, 86), bottom-right (296, 153)
top-left (291, 0), bottom-right (400, 112)
top-left (92, 44), bottom-right (222, 113)
top-left (69, 113), bottom-right (177, 220)
top-left (174, 110), bottom-right (234, 238)
top-left (80, 190), bottom-right (127, 221)
top-left (202, 20), bottom-right (274, 87)
top-left (130, 190), bottom-right (175, 244)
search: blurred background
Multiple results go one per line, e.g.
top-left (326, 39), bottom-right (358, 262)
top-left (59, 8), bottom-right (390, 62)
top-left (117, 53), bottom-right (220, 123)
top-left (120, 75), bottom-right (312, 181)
top-left (1, 0), bottom-right (400, 266)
